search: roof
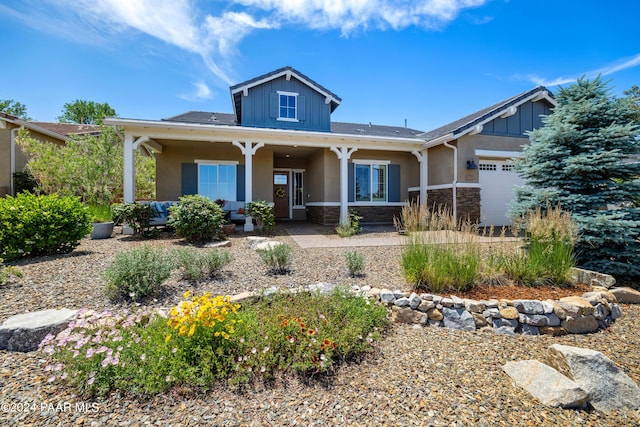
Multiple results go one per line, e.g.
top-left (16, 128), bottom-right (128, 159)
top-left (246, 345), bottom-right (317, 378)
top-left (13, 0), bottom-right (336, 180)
top-left (420, 86), bottom-right (556, 143)
top-left (162, 112), bottom-right (237, 126)
top-left (161, 110), bottom-right (424, 139)
top-left (30, 122), bottom-right (100, 136)
top-left (230, 66), bottom-right (342, 121)
top-left (0, 112), bottom-right (70, 141)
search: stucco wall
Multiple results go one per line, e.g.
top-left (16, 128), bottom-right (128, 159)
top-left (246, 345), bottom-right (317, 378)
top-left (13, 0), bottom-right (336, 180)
top-left (306, 149), bottom-right (326, 203)
top-left (351, 149), bottom-right (418, 202)
top-left (155, 140), bottom-right (273, 202)
top-left (458, 134), bottom-right (528, 184)
top-left (428, 144), bottom-right (454, 186)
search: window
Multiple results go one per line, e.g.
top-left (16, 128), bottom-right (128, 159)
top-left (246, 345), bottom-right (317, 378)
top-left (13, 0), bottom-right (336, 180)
top-left (278, 91), bottom-right (297, 121)
top-left (479, 163), bottom-right (497, 171)
top-left (355, 162), bottom-right (387, 202)
top-left (197, 162), bottom-right (237, 201)
top-left (293, 171), bottom-right (304, 207)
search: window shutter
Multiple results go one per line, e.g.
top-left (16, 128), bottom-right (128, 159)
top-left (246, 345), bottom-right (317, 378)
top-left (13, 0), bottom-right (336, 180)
top-left (297, 95), bottom-right (306, 121)
top-left (181, 163), bottom-right (198, 196)
top-left (388, 164), bottom-right (401, 202)
top-left (269, 93), bottom-right (278, 118)
top-left (348, 163), bottom-right (355, 203)
top-left (236, 165), bottom-right (245, 201)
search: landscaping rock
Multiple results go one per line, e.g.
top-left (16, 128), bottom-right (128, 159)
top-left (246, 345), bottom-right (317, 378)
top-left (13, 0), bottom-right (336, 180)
top-left (440, 297), bottom-right (454, 308)
top-left (503, 360), bottom-right (588, 408)
top-left (610, 303), bottom-right (622, 319)
top-left (393, 307), bottom-right (427, 325)
top-left (572, 268), bottom-right (616, 289)
top-left (442, 307), bottom-right (475, 331)
top-left (561, 316), bottom-right (599, 334)
top-left (545, 300), bottom-right (568, 320)
top-left (246, 236), bottom-right (269, 249)
top-left (471, 312), bottom-right (488, 328)
top-left (493, 318), bottom-right (518, 335)
top-left (450, 295), bottom-right (465, 308)
top-left (230, 291), bottom-right (258, 304)
top-left (409, 293), bottom-right (422, 310)
top-left (307, 282), bottom-right (336, 295)
top-left (254, 240), bottom-right (284, 251)
top-left (417, 300), bottom-right (435, 312)
top-left (464, 299), bottom-right (485, 313)
top-left (427, 308), bottom-right (443, 321)
top-left (548, 344), bottom-right (640, 412)
top-left (499, 307), bottom-right (519, 320)
top-left (539, 326), bottom-right (567, 337)
top-left (519, 313), bottom-right (561, 327)
top-left (582, 290), bottom-right (617, 304)
top-left (0, 309), bottom-right (78, 352)
top-left (379, 290), bottom-right (396, 304)
top-left (558, 297), bottom-right (594, 316)
top-left (610, 287), bottom-right (640, 304)
top-left (394, 297), bottom-right (411, 307)
top-left (514, 300), bottom-right (545, 315)
top-left (484, 308), bottom-right (501, 318)
top-left (593, 303), bottom-right (610, 320)
top-left (204, 240), bottom-right (231, 248)
top-left (520, 324), bottom-right (540, 336)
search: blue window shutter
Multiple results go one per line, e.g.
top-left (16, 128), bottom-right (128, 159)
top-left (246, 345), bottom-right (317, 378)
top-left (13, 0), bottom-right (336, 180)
top-left (297, 95), bottom-right (306, 120)
top-left (236, 165), bottom-right (245, 201)
top-left (348, 163), bottom-right (355, 203)
top-left (269, 93), bottom-right (278, 118)
top-left (181, 163), bottom-right (198, 196)
top-left (388, 164), bottom-right (401, 202)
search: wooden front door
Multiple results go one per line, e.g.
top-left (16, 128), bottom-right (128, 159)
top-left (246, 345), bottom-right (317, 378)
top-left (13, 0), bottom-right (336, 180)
top-left (273, 172), bottom-right (289, 219)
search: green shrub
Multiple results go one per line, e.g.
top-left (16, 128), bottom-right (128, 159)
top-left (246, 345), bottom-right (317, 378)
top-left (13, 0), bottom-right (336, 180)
top-left (345, 250), bottom-right (364, 277)
top-left (102, 246), bottom-right (173, 301)
top-left (0, 258), bottom-right (22, 286)
top-left (112, 202), bottom-right (152, 235)
top-left (40, 288), bottom-right (387, 395)
top-left (257, 243), bottom-right (292, 274)
top-left (246, 201), bottom-right (275, 234)
top-left (0, 193), bottom-right (91, 260)
top-left (168, 195), bottom-right (225, 243)
top-left (336, 209), bottom-right (362, 237)
top-left (171, 247), bottom-right (232, 282)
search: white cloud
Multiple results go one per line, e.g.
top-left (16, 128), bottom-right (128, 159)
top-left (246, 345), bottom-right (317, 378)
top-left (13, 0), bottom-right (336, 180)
top-left (2, 0), bottom-right (487, 86)
top-left (527, 53), bottom-right (640, 87)
top-left (179, 81), bottom-right (214, 101)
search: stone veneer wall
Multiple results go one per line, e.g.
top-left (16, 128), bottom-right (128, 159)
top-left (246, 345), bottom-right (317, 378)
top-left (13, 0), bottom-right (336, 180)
top-left (380, 289), bottom-right (622, 336)
top-left (306, 205), bottom-right (403, 225)
top-left (306, 206), bottom-right (340, 225)
top-left (409, 188), bottom-right (481, 223)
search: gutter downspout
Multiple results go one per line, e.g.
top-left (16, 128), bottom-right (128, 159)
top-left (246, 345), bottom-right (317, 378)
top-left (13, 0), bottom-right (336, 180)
top-left (10, 127), bottom-right (20, 196)
top-left (442, 140), bottom-right (457, 222)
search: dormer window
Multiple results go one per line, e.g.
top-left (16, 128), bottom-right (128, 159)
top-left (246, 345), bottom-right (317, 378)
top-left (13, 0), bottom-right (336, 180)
top-left (277, 91), bottom-right (298, 122)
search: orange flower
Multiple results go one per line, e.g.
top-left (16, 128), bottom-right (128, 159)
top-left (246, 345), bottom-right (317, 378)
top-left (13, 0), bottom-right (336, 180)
top-left (281, 319), bottom-right (289, 327)
top-left (307, 329), bottom-right (316, 336)
top-left (310, 355), bottom-right (319, 364)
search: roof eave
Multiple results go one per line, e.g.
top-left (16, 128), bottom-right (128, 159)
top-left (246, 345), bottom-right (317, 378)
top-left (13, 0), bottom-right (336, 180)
top-left (0, 116), bottom-right (70, 141)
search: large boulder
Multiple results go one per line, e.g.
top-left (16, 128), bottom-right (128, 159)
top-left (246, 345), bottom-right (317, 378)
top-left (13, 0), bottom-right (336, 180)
top-left (609, 287), bottom-right (640, 304)
top-left (0, 309), bottom-right (78, 352)
top-left (503, 360), bottom-right (588, 408)
top-left (548, 344), bottom-right (640, 412)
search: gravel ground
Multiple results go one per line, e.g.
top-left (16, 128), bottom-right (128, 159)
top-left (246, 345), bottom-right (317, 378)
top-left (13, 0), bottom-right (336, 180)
top-left (1, 226), bottom-right (640, 426)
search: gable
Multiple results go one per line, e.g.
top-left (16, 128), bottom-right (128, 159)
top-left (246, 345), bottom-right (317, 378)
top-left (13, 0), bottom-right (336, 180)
top-left (480, 99), bottom-right (553, 137)
top-left (236, 74), bottom-right (333, 132)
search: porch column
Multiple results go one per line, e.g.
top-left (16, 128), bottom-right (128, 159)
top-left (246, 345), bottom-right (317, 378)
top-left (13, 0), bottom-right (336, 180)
top-left (330, 146), bottom-right (358, 225)
top-left (412, 149), bottom-right (428, 204)
top-left (123, 134), bottom-right (135, 203)
top-left (232, 140), bottom-right (264, 232)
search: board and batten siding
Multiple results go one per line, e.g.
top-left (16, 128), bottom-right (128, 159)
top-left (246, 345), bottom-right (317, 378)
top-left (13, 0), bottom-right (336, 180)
top-left (480, 100), bottom-right (552, 137)
top-left (240, 75), bottom-right (332, 132)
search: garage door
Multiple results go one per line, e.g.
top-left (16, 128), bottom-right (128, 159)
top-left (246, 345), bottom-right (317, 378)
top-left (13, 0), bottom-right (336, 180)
top-left (479, 160), bottom-right (523, 226)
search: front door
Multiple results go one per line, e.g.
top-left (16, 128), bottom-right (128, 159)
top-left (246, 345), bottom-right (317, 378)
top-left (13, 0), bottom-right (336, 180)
top-left (273, 172), bottom-right (289, 219)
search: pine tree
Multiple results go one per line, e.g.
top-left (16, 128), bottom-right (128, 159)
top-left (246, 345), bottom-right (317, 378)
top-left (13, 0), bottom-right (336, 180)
top-left (510, 76), bottom-right (640, 277)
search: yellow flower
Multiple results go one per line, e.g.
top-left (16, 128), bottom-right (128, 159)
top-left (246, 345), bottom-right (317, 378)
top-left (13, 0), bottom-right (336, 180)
top-left (165, 334), bottom-right (172, 343)
top-left (179, 325), bottom-right (187, 335)
top-left (184, 290), bottom-right (191, 299)
top-left (188, 324), bottom-right (196, 337)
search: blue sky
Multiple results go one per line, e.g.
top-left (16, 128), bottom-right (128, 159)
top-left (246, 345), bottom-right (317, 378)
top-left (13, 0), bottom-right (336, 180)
top-left (1, 0), bottom-right (638, 132)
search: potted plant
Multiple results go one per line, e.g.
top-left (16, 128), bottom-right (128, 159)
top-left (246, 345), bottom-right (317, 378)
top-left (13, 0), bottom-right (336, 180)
top-left (88, 204), bottom-right (114, 239)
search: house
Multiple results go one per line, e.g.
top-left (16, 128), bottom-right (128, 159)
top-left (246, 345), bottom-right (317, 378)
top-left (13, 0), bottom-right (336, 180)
top-left (105, 66), bottom-right (555, 230)
top-left (0, 113), bottom-right (99, 197)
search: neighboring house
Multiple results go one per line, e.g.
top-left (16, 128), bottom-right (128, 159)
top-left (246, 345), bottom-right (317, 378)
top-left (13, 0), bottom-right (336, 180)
top-left (0, 113), bottom-right (99, 197)
top-left (106, 66), bottom-right (555, 230)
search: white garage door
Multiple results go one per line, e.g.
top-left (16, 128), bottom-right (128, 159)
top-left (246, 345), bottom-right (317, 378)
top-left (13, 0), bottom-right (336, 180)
top-left (479, 160), bottom-right (523, 227)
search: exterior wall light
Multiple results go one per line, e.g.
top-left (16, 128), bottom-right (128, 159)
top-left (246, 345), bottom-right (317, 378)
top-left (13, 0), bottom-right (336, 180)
top-left (466, 159), bottom-right (478, 170)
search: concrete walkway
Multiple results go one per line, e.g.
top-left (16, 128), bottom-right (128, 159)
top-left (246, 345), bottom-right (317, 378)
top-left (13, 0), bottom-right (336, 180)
top-left (282, 223), bottom-right (520, 249)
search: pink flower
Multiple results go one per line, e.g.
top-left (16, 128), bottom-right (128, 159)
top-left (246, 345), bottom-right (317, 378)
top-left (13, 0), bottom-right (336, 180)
top-left (140, 353), bottom-right (146, 361)
top-left (86, 348), bottom-right (95, 358)
top-left (260, 366), bottom-right (266, 373)
top-left (263, 346), bottom-right (269, 353)
top-left (47, 375), bottom-right (56, 383)
top-left (87, 377), bottom-right (95, 385)
top-left (251, 348), bottom-right (257, 354)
